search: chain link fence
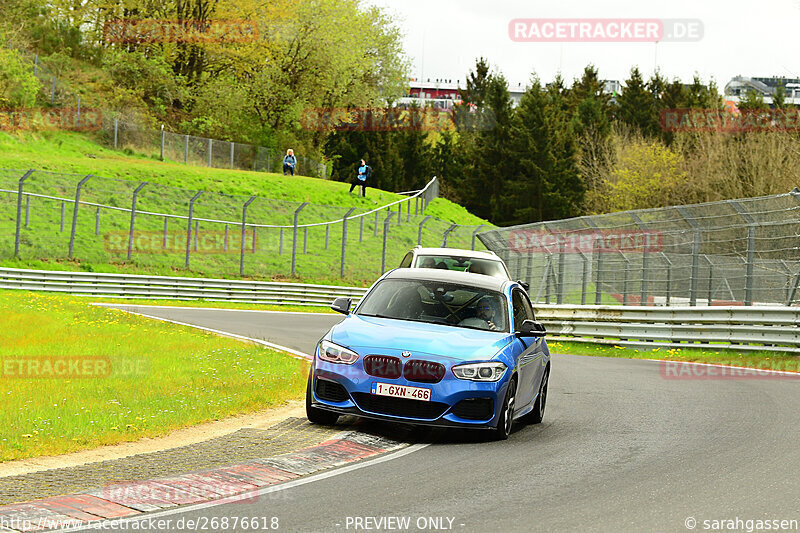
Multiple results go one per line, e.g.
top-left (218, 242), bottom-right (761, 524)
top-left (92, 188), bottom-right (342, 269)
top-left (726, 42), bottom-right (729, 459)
top-left (0, 170), bottom-right (492, 284)
top-left (478, 191), bottom-right (800, 306)
top-left (24, 53), bottom-right (327, 178)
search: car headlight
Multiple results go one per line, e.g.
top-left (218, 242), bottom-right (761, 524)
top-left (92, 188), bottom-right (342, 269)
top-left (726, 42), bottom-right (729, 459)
top-left (318, 340), bottom-right (359, 365)
top-left (452, 362), bottom-right (507, 382)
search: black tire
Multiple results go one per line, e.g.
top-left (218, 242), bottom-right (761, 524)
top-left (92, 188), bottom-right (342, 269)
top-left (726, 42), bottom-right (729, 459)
top-left (493, 377), bottom-right (517, 440)
top-left (526, 366), bottom-right (549, 424)
top-left (305, 374), bottom-right (339, 426)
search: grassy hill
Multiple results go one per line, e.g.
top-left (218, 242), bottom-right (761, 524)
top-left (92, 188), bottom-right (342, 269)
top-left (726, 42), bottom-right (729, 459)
top-left (0, 131), bottom-right (491, 286)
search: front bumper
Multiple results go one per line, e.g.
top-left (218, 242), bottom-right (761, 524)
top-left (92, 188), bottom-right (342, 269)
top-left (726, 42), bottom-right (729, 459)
top-left (309, 357), bottom-right (512, 429)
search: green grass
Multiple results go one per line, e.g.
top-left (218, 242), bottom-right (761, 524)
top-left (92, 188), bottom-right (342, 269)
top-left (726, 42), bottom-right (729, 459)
top-left (86, 296), bottom-right (337, 313)
top-left (0, 289), bottom-right (308, 462)
top-left (0, 131), bottom-right (493, 286)
top-left (549, 340), bottom-right (799, 370)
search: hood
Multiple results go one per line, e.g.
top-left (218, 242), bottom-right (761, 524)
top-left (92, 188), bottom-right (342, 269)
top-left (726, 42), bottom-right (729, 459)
top-left (328, 314), bottom-right (513, 362)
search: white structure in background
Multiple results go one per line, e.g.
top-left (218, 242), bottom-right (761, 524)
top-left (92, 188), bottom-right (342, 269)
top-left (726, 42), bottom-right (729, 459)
top-left (724, 76), bottom-right (800, 106)
top-left (397, 78), bottom-right (621, 109)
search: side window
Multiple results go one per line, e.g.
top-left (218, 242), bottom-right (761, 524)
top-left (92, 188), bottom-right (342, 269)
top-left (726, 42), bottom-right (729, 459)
top-left (399, 252), bottom-right (413, 268)
top-left (511, 289), bottom-right (534, 330)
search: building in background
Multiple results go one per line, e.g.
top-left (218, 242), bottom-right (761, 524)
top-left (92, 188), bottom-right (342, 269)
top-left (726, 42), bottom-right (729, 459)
top-left (724, 76), bottom-right (800, 107)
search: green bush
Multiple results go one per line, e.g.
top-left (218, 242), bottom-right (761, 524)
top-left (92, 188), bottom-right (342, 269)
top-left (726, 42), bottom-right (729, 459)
top-left (0, 45), bottom-right (39, 108)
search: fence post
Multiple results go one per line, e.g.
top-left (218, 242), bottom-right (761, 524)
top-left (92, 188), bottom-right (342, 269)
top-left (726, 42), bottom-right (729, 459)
top-left (629, 213), bottom-right (650, 306)
top-left (224, 224), bottom-right (229, 251)
top-left (160, 125), bottom-right (165, 160)
top-left (185, 191), bottom-right (203, 268)
top-left (397, 203), bottom-right (402, 226)
top-left (279, 228), bottom-right (284, 255)
top-left (578, 250), bottom-right (589, 305)
top-left (230, 143), bottom-right (235, 169)
top-left (415, 196), bottom-right (419, 215)
top-left (660, 252), bottom-right (673, 305)
top-left (557, 241), bottom-right (566, 304)
top-left (163, 217), bottom-right (168, 249)
top-left (14, 169), bottom-right (34, 258)
top-left (240, 196), bottom-right (256, 276)
top-left (68, 175), bottom-right (92, 259)
top-left (381, 212), bottom-right (396, 274)
top-left (127, 182), bottom-right (148, 260)
top-left (340, 207), bottom-right (356, 278)
top-left (705, 255), bottom-right (713, 305)
top-left (184, 135), bottom-right (189, 164)
top-left (729, 201), bottom-right (756, 306)
top-left (441, 224), bottom-right (457, 247)
top-left (471, 225), bottom-right (484, 250)
top-left (619, 251), bottom-right (630, 305)
top-left (207, 138), bottom-right (212, 167)
top-left (291, 202), bottom-right (308, 276)
top-left (114, 118), bottom-right (118, 149)
top-left (676, 206), bottom-right (701, 306)
top-left (374, 211), bottom-right (379, 236)
top-left (359, 215), bottom-right (364, 242)
top-left (418, 215), bottom-right (432, 245)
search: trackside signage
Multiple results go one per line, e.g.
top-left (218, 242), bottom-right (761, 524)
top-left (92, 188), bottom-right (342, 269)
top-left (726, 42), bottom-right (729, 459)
top-left (507, 229), bottom-right (664, 254)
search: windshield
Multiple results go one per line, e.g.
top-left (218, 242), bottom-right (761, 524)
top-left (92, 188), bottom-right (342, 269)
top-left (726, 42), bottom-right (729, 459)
top-left (357, 279), bottom-right (509, 332)
top-left (413, 255), bottom-right (508, 279)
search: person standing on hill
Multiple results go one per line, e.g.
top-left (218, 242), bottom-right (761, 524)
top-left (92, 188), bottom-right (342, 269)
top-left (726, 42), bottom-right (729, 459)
top-left (283, 149), bottom-right (297, 176)
top-left (349, 159), bottom-right (370, 197)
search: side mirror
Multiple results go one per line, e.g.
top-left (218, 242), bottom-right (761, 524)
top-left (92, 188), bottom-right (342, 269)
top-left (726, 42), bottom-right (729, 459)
top-left (330, 297), bottom-right (352, 315)
top-left (517, 319), bottom-right (546, 337)
top-left (517, 280), bottom-right (530, 292)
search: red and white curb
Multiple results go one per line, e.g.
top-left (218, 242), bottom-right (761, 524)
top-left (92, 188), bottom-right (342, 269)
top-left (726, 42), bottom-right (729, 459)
top-left (0, 432), bottom-right (410, 532)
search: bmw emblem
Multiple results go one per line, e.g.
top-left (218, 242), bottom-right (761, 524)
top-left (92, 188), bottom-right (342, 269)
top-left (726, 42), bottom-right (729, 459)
top-left (401, 351), bottom-right (412, 358)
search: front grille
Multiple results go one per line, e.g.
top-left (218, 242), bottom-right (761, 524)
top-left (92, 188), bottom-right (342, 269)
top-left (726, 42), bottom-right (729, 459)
top-left (352, 393), bottom-right (448, 420)
top-left (452, 398), bottom-right (494, 420)
top-left (314, 378), bottom-right (350, 403)
top-left (364, 355), bottom-right (403, 379)
top-left (403, 360), bottom-right (445, 383)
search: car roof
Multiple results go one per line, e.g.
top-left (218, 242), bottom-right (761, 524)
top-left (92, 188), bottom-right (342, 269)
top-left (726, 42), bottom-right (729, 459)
top-left (384, 268), bottom-right (509, 292)
top-left (412, 247), bottom-right (500, 260)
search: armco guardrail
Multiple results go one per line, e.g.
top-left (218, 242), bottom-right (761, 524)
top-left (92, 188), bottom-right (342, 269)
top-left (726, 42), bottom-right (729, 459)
top-left (2, 267), bottom-right (797, 352)
top-left (535, 304), bottom-right (800, 354)
top-left (0, 267), bottom-right (367, 306)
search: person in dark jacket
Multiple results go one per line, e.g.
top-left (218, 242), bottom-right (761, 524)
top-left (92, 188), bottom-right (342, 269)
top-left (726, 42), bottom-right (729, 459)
top-left (349, 159), bottom-right (370, 197)
top-left (283, 149), bottom-right (297, 176)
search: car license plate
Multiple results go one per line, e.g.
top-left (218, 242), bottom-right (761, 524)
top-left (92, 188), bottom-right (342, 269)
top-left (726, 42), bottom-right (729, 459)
top-left (371, 382), bottom-right (431, 402)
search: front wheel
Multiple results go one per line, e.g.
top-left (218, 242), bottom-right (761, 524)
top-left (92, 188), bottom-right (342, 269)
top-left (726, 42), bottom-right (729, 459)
top-left (526, 367), bottom-right (549, 424)
top-left (493, 378), bottom-right (517, 440)
top-left (306, 374), bottom-right (339, 425)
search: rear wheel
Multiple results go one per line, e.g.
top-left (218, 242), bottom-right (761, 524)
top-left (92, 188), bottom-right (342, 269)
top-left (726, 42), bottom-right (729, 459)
top-left (526, 367), bottom-right (549, 424)
top-left (305, 374), bottom-right (339, 425)
top-left (493, 378), bottom-right (517, 440)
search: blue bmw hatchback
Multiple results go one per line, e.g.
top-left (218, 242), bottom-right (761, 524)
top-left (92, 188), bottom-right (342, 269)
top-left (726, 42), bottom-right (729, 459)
top-left (306, 268), bottom-right (550, 440)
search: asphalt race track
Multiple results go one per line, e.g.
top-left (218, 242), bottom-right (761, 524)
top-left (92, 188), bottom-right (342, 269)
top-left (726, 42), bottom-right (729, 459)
top-left (94, 306), bottom-right (800, 532)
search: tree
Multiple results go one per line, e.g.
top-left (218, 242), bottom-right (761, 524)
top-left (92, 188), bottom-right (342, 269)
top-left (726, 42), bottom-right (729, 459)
top-left (458, 57), bottom-right (491, 107)
top-left (616, 67), bottom-right (658, 137)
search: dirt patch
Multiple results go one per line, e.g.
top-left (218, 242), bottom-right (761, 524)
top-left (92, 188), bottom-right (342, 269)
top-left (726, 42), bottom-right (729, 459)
top-left (0, 401), bottom-right (305, 479)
